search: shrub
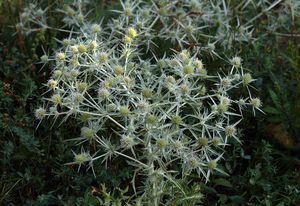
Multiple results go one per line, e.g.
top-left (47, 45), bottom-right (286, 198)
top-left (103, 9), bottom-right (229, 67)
top-left (30, 0), bottom-right (270, 204)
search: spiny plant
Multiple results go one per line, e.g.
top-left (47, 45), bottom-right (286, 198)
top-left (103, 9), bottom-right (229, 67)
top-left (18, 0), bottom-right (300, 204)
top-left (17, 0), bottom-right (298, 54)
top-left (36, 41), bottom-right (261, 204)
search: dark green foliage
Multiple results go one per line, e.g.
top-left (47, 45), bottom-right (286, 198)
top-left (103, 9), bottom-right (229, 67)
top-left (244, 35), bottom-right (300, 142)
top-left (203, 140), bottom-right (300, 205)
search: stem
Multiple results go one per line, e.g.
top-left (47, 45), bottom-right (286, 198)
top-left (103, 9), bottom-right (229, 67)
top-left (115, 151), bottom-right (148, 168)
top-left (245, 0), bottom-right (283, 26)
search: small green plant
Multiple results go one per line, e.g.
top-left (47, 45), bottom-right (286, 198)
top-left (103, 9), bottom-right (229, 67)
top-left (202, 140), bottom-right (300, 205)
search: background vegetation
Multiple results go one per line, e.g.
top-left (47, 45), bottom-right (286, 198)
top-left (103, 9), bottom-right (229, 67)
top-left (0, 0), bottom-right (299, 205)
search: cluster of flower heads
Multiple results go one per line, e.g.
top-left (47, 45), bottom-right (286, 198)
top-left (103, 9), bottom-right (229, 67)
top-left (55, 0), bottom-right (91, 27)
top-left (16, 1), bottom-right (91, 35)
top-left (16, 2), bottom-right (48, 35)
top-left (28, 0), bottom-right (270, 203)
top-left (18, 0), bottom-right (300, 51)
